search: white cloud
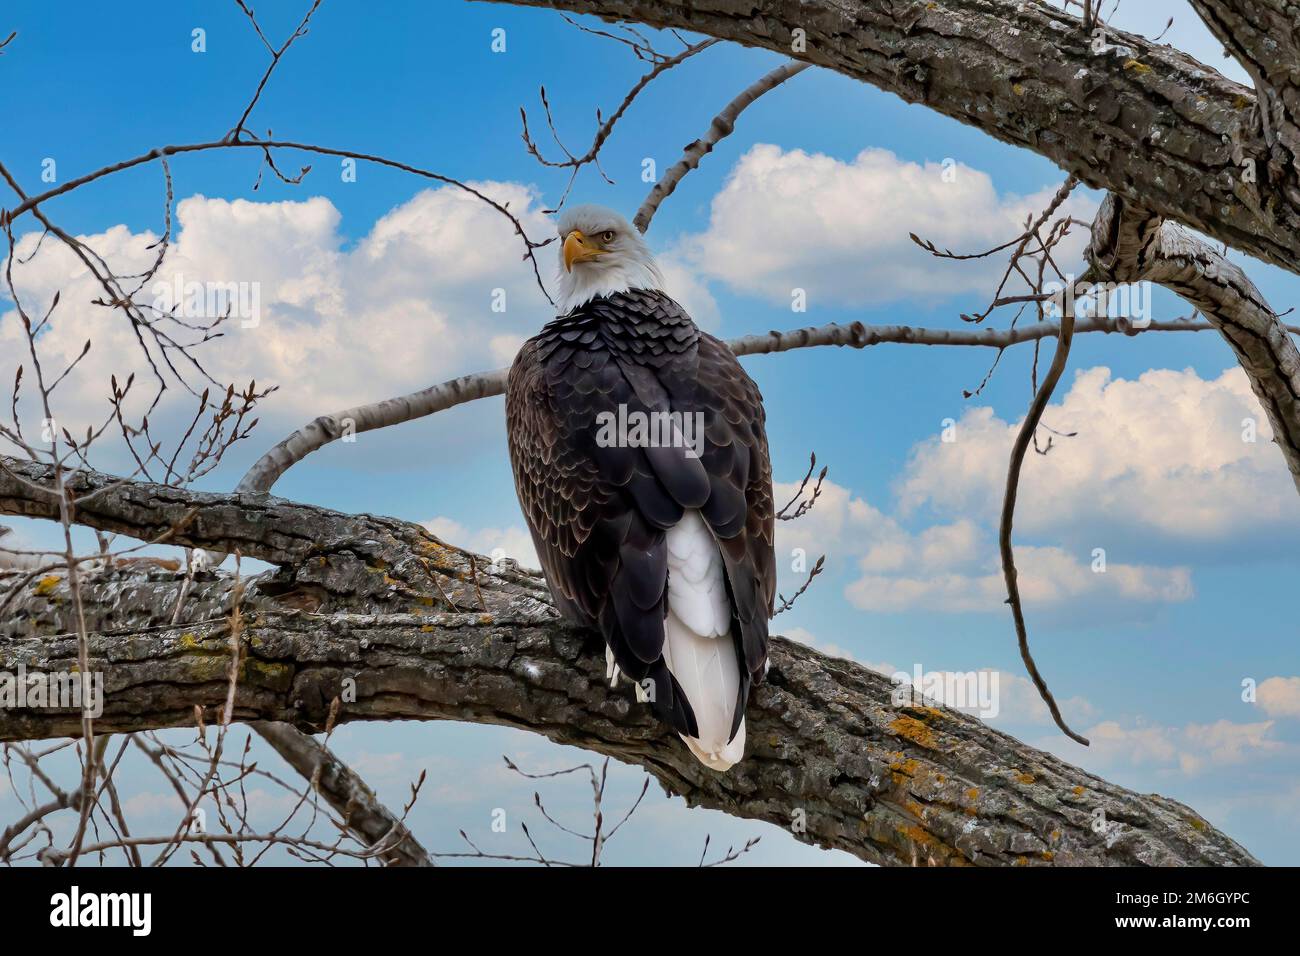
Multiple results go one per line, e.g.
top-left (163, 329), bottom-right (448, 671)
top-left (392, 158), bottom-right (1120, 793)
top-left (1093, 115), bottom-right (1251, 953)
top-left (782, 626), bottom-right (1095, 728)
top-left (423, 516), bottom-right (538, 569)
top-left (0, 523), bottom-right (40, 570)
top-left (781, 625), bottom-right (887, 670)
top-left (489, 334), bottom-right (526, 366)
top-left (121, 789), bottom-right (188, 819)
top-left (893, 664), bottom-right (1096, 727)
top-left (1, 184), bottom-right (719, 479)
top-left (774, 476), bottom-right (1190, 614)
top-left (656, 254), bottom-right (720, 328)
top-left (675, 144), bottom-right (1094, 307)
top-left (898, 366), bottom-right (1296, 547)
top-left (1257, 677), bottom-right (1300, 719)
top-left (986, 671), bottom-right (1096, 728)
top-left (1076, 718), bottom-right (1285, 776)
top-left (847, 544), bottom-right (1190, 613)
top-left (1, 183), bottom-right (723, 486)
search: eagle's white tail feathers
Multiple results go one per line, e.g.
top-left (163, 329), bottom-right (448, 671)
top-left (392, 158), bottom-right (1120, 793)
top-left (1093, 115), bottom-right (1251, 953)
top-left (662, 509), bottom-right (745, 771)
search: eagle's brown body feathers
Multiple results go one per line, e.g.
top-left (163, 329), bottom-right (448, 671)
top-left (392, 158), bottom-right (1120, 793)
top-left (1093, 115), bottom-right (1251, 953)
top-left (506, 288), bottom-right (775, 744)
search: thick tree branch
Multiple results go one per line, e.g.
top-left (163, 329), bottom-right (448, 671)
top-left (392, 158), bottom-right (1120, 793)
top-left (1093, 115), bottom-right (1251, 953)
top-left (1188, 1), bottom-right (1300, 176)
top-left (0, 467), bottom-right (1259, 866)
top-left (491, 0), bottom-right (1300, 274)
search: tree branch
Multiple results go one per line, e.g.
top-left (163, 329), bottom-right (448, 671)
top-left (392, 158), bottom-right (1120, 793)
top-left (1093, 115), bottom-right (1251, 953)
top-left (489, 0), bottom-right (1300, 274)
top-left (248, 722), bottom-right (433, 867)
top-left (233, 315), bottom-right (1297, 496)
top-left (998, 272), bottom-right (1094, 747)
top-left (634, 59), bottom-right (810, 232)
top-left (0, 466), bottom-right (1260, 866)
top-left (1188, 1), bottom-right (1300, 171)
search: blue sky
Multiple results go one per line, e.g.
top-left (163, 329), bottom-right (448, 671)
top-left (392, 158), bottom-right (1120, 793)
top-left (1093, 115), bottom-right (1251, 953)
top-left (2, 0), bottom-right (1298, 865)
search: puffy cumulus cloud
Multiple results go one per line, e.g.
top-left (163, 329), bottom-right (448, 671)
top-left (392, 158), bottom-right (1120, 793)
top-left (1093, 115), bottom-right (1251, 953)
top-left (1075, 718), bottom-right (1286, 776)
top-left (897, 365), bottom-right (1297, 548)
top-left (656, 254), bottom-right (719, 329)
top-left (772, 476), bottom-right (897, 574)
top-left (2, 184), bottom-right (715, 474)
top-left (780, 625), bottom-right (889, 671)
top-left (985, 671), bottom-right (1095, 728)
top-left (891, 664), bottom-right (1095, 727)
top-left (773, 477), bottom-right (1190, 614)
top-left (1, 185), bottom-right (721, 480)
top-left (121, 790), bottom-right (187, 819)
top-left (1256, 676), bottom-right (1300, 719)
top-left (422, 516), bottom-right (538, 569)
top-left (675, 144), bottom-right (1094, 307)
top-left (781, 626), bottom-right (1095, 728)
top-left (489, 334), bottom-right (526, 366)
top-left (847, 544), bottom-right (1191, 613)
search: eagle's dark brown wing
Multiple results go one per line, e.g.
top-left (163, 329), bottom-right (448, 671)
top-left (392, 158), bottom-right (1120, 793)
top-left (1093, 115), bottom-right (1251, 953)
top-left (506, 289), bottom-right (774, 739)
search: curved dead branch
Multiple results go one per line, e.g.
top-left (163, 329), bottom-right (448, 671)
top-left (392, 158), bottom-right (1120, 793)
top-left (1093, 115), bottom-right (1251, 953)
top-left (997, 272), bottom-right (1095, 747)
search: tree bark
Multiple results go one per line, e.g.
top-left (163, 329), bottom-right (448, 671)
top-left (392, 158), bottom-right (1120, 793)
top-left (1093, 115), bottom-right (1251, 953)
top-left (1188, 1), bottom-right (1300, 193)
top-left (0, 458), bottom-right (1259, 866)
top-left (492, 0), bottom-right (1300, 274)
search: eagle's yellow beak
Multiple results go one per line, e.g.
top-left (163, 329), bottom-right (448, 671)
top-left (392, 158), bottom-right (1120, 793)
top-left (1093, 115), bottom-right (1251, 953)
top-left (563, 230), bottom-right (603, 272)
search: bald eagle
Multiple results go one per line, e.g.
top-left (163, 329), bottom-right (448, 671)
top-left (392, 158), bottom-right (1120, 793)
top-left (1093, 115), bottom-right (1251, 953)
top-left (506, 205), bottom-right (775, 771)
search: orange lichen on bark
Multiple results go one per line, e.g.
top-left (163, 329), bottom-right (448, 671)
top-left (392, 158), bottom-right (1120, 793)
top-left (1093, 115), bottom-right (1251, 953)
top-left (890, 755), bottom-right (920, 784)
top-left (889, 714), bottom-right (939, 750)
top-left (896, 823), bottom-right (966, 866)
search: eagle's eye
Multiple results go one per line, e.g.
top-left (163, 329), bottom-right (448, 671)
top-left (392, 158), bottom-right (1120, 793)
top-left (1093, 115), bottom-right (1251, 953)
top-left (600, 230), bottom-right (616, 244)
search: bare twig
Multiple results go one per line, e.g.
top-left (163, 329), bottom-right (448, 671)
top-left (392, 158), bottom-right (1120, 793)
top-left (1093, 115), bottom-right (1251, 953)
top-left (522, 37), bottom-right (719, 212)
top-left (997, 273), bottom-right (1094, 746)
top-left (635, 60), bottom-right (810, 232)
top-left (229, 1), bottom-right (324, 141)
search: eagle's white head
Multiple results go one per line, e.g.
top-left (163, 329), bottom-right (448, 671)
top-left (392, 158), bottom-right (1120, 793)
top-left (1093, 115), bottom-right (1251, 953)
top-left (554, 204), bottom-right (664, 314)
